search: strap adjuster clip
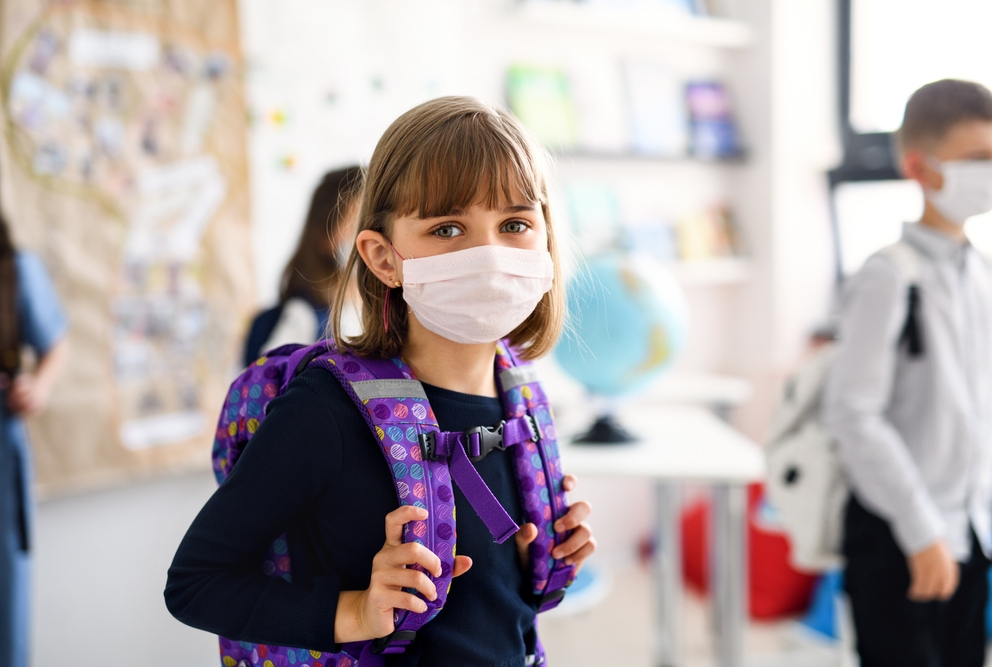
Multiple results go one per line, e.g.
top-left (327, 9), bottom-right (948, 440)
top-left (371, 629), bottom-right (417, 654)
top-left (419, 431), bottom-right (437, 461)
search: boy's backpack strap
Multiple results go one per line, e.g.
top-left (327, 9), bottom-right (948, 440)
top-left (877, 241), bottom-right (925, 358)
top-left (878, 240), bottom-right (922, 285)
top-left (495, 342), bottom-right (576, 612)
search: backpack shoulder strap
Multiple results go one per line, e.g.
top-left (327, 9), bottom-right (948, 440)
top-left (877, 240), bottom-right (923, 285)
top-left (310, 347), bottom-right (455, 659)
top-left (495, 341), bottom-right (576, 613)
top-left (876, 241), bottom-right (925, 357)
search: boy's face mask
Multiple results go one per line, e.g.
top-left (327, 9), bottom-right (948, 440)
top-left (926, 158), bottom-right (992, 225)
top-left (397, 244), bottom-right (554, 345)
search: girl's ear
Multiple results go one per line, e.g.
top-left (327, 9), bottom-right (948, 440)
top-left (356, 229), bottom-right (402, 286)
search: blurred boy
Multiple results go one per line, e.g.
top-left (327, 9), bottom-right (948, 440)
top-left (825, 79), bottom-right (992, 667)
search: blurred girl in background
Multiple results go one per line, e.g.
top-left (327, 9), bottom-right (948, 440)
top-left (0, 216), bottom-right (67, 667)
top-left (243, 165), bottom-right (363, 366)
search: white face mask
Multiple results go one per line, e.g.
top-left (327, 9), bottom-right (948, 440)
top-left (398, 245), bottom-right (554, 345)
top-left (926, 158), bottom-right (992, 225)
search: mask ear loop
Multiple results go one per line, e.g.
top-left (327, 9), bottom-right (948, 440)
top-left (384, 242), bottom-right (407, 333)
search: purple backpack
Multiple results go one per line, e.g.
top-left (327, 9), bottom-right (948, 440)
top-left (211, 340), bottom-right (575, 667)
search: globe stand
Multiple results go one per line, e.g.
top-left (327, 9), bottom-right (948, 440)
top-left (573, 413), bottom-right (638, 445)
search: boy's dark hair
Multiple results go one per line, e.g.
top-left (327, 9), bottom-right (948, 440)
top-left (896, 79), bottom-right (992, 156)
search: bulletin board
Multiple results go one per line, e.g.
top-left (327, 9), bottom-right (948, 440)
top-left (0, 0), bottom-right (253, 495)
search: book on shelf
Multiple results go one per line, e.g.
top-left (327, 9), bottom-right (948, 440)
top-left (685, 81), bottom-right (741, 159)
top-left (676, 205), bottom-right (741, 260)
top-left (506, 64), bottom-right (580, 150)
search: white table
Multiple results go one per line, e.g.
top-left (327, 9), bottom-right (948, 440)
top-left (556, 405), bottom-right (765, 667)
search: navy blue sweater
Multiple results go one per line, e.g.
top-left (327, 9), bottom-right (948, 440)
top-left (165, 367), bottom-right (537, 667)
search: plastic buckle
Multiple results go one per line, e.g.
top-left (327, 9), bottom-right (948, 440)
top-left (465, 423), bottom-right (506, 462)
top-left (419, 432), bottom-right (438, 461)
top-left (538, 587), bottom-right (566, 611)
top-left (524, 414), bottom-right (542, 442)
top-left (370, 629), bottom-right (417, 654)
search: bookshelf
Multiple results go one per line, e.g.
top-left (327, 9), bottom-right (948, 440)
top-left (515, 2), bottom-right (753, 49)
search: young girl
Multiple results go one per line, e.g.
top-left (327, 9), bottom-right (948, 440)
top-left (166, 97), bottom-right (595, 666)
top-left (0, 215), bottom-right (68, 667)
top-left (243, 165), bottom-right (363, 367)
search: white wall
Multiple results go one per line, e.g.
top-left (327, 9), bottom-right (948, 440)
top-left (722, 0), bottom-right (839, 439)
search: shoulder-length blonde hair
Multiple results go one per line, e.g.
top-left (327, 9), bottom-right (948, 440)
top-left (332, 96), bottom-right (565, 360)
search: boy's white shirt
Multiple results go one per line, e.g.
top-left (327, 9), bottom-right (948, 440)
top-left (824, 221), bottom-right (992, 561)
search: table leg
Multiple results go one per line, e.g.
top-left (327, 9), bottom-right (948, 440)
top-left (654, 482), bottom-right (682, 667)
top-left (710, 484), bottom-right (747, 667)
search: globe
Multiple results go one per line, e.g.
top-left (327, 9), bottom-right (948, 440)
top-left (554, 253), bottom-right (689, 441)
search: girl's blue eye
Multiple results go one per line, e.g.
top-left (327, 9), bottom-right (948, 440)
top-left (434, 225), bottom-right (463, 238)
top-left (502, 220), bottom-right (528, 234)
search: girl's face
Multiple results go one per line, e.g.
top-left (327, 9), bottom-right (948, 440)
top-left (386, 200), bottom-right (548, 283)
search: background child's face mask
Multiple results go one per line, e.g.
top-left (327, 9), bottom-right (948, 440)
top-left (926, 158), bottom-right (992, 224)
top-left (399, 244), bottom-right (554, 345)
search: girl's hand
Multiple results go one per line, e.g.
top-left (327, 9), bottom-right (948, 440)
top-left (515, 474), bottom-right (596, 572)
top-left (335, 505), bottom-right (473, 643)
top-left (3, 374), bottom-right (48, 417)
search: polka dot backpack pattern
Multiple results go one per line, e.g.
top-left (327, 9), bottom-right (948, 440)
top-left (211, 340), bottom-right (575, 667)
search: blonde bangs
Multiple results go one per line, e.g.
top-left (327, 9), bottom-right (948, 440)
top-left (389, 112), bottom-right (548, 220)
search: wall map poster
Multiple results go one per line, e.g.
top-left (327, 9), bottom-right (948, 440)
top-left (0, 0), bottom-right (253, 494)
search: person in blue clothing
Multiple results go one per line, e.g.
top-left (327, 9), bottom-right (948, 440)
top-left (243, 166), bottom-right (363, 366)
top-left (0, 215), bottom-right (68, 667)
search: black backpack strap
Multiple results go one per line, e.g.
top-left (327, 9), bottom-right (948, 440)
top-left (879, 241), bottom-right (925, 360)
top-left (899, 284), bottom-right (925, 358)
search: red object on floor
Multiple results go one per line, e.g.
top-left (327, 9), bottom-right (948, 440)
top-left (681, 483), bottom-right (818, 620)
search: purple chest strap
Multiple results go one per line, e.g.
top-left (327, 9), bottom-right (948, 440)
top-left (420, 416), bottom-right (540, 544)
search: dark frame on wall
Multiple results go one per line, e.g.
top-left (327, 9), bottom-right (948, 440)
top-left (827, 0), bottom-right (904, 283)
top-left (829, 0), bottom-right (902, 187)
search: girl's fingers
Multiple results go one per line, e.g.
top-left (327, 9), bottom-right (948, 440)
top-left (378, 542), bottom-right (442, 577)
top-left (563, 539), bottom-right (597, 566)
top-left (376, 590), bottom-right (428, 615)
top-left (375, 568), bottom-right (438, 601)
top-left (562, 474), bottom-right (577, 492)
top-left (515, 523), bottom-right (538, 568)
top-left (553, 501), bottom-right (592, 533)
top-left (552, 523), bottom-right (593, 559)
top-left (452, 555), bottom-right (473, 578)
top-left (383, 506), bottom-right (429, 547)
